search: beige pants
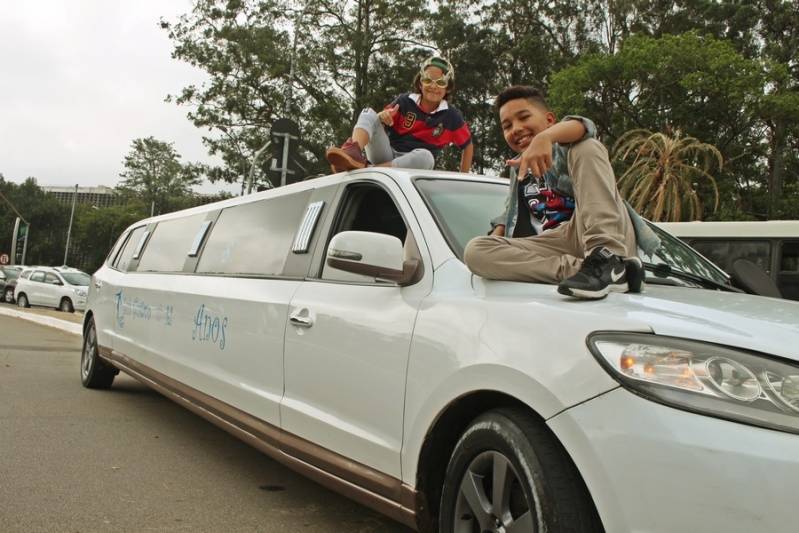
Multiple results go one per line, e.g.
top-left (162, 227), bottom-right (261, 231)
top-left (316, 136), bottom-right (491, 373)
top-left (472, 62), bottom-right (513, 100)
top-left (464, 139), bottom-right (637, 283)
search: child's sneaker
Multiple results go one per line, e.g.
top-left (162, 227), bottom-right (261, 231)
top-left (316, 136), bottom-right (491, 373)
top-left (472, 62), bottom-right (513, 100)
top-left (557, 247), bottom-right (628, 299)
top-left (624, 256), bottom-right (645, 293)
top-left (325, 138), bottom-right (367, 172)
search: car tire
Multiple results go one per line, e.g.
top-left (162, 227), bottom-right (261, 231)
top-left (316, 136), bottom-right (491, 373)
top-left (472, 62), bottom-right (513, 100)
top-left (81, 318), bottom-right (116, 389)
top-left (17, 293), bottom-right (29, 308)
top-left (59, 297), bottom-right (74, 313)
top-left (439, 407), bottom-right (603, 533)
top-left (3, 287), bottom-right (12, 303)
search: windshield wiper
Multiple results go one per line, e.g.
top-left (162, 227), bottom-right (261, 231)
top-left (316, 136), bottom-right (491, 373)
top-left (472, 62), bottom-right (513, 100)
top-left (643, 262), bottom-right (740, 292)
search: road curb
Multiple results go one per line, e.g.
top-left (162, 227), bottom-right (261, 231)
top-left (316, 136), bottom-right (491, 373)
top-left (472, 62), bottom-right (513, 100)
top-left (0, 306), bottom-right (82, 336)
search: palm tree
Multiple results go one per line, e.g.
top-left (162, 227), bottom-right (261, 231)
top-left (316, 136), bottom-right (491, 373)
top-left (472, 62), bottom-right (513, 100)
top-left (613, 128), bottom-right (723, 222)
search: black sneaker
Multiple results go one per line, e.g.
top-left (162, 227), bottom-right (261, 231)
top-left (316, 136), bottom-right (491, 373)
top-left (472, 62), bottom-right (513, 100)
top-left (624, 256), bottom-right (645, 293)
top-left (557, 247), bottom-right (628, 299)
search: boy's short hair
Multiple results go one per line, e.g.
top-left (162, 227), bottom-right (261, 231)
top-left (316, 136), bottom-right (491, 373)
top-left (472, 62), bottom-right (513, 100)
top-left (495, 86), bottom-right (549, 111)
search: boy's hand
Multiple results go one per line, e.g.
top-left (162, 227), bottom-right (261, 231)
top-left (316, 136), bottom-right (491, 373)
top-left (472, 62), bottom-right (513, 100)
top-left (507, 133), bottom-right (553, 180)
top-left (378, 104), bottom-right (399, 126)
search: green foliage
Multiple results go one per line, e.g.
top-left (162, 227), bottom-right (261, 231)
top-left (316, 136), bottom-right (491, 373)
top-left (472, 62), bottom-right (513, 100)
top-left (117, 137), bottom-right (201, 216)
top-left (0, 175), bottom-right (70, 267)
top-left (613, 128), bottom-right (722, 221)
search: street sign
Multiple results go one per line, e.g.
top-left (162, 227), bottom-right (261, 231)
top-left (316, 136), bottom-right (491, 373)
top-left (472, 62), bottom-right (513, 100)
top-left (0, 253), bottom-right (8, 265)
top-left (267, 118), bottom-right (305, 187)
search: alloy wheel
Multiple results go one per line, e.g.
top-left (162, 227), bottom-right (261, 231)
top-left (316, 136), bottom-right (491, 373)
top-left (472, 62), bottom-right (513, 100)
top-left (453, 450), bottom-right (535, 533)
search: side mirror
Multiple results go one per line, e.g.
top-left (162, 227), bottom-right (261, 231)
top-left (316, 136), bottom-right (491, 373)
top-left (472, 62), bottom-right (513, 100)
top-left (730, 259), bottom-right (782, 298)
top-left (326, 231), bottom-right (420, 285)
top-left (51, 279), bottom-right (63, 286)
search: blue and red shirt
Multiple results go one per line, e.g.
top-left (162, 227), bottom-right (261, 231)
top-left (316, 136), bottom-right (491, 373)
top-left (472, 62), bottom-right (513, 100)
top-left (386, 93), bottom-right (472, 155)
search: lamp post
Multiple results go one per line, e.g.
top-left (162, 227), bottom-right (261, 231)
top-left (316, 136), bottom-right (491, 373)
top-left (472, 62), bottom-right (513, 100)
top-left (63, 184), bottom-right (78, 266)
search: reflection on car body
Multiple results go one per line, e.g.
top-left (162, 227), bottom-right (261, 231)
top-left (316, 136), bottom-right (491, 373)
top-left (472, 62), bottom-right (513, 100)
top-left (82, 169), bottom-right (799, 532)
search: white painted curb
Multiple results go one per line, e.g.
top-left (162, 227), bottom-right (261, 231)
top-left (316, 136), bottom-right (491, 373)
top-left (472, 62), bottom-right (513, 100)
top-left (0, 306), bottom-right (82, 336)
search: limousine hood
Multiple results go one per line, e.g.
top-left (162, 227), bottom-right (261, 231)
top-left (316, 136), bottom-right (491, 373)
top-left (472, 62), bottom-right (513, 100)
top-left (473, 278), bottom-right (799, 363)
top-left (600, 286), bottom-right (799, 362)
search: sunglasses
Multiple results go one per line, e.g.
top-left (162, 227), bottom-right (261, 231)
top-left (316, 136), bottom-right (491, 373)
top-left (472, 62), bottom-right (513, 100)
top-left (420, 75), bottom-right (449, 88)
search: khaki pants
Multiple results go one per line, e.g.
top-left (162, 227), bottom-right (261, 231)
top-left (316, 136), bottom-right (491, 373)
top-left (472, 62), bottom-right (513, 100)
top-left (464, 139), bottom-right (636, 283)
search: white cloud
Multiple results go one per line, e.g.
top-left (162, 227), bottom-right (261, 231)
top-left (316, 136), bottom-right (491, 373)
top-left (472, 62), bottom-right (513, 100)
top-left (0, 0), bottom-right (240, 195)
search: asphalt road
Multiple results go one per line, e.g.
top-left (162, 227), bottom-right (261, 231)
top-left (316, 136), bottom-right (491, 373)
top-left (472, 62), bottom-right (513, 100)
top-left (0, 314), bottom-right (412, 532)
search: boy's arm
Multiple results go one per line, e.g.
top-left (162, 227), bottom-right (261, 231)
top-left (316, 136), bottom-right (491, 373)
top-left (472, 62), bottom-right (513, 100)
top-left (459, 143), bottom-right (474, 173)
top-left (511, 119), bottom-right (588, 180)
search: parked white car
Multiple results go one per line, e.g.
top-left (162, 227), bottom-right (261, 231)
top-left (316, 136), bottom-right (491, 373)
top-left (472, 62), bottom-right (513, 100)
top-left (81, 169), bottom-right (799, 533)
top-left (15, 266), bottom-right (90, 312)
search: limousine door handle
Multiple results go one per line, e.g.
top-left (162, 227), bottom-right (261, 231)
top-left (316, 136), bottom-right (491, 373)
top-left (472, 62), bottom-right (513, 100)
top-left (289, 310), bottom-right (314, 328)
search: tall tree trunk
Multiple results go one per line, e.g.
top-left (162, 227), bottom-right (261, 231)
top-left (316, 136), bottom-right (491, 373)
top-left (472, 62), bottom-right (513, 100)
top-left (768, 119), bottom-right (786, 218)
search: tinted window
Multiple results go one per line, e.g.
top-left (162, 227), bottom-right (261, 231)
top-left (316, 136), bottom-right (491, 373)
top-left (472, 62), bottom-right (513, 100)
top-left (781, 242), bottom-right (799, 272)
top-left (138, 214), bottom-right (207, 272)
top-left (44, 273), bottom-right (60, 285)
top-left (30, 271), bottom-right (45, 282)
top-left (690, 239), bottom-right (771, 275)
top-left (115, 226), bottom-right (147, 271)
top-left (197, 191), bottom-right (311, 275)
top-left (415, 178), bottom-right (507, 258)
top-left (62, 272), bottom-right (91, 286)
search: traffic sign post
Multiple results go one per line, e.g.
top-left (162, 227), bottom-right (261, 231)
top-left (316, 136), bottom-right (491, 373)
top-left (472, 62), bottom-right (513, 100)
top-left (268, 118), bottom-right (307, 187)
top-left (0, 253), bottom-right (8, 265)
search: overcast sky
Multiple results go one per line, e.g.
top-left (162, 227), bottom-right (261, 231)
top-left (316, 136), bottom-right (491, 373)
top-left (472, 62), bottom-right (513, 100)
top-left (0, 1), bottom-right (239, 194)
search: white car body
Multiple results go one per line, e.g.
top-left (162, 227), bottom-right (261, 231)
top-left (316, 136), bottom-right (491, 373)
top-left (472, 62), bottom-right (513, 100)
top-left (83, 169), bottom-right (799, 532)
top-left (15, 266), bottom-right (89, 311)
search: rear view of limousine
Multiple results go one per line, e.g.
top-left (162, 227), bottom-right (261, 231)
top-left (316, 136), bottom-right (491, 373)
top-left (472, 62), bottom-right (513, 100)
top-left (82, 167), bottom-right (799, 533)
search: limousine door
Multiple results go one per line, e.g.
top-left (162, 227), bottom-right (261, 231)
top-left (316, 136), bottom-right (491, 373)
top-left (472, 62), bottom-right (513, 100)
top-left (282, 177), bottom-right (432, 479)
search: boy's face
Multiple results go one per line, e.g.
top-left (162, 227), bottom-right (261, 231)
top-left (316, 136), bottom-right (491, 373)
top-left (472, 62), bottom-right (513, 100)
top-left (499, 98), bottom-right (556, 153)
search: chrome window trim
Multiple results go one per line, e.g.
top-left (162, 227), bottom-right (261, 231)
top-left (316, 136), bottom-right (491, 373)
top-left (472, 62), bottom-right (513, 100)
top-left (292, 201), bottom-right (324, 254)
top-left (188, 220), bottom-right (213, 257)
top-left (132, 230), bottom-right (150, 260)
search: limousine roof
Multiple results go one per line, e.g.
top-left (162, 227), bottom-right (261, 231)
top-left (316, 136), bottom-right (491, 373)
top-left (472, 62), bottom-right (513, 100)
top-left (657, 220), bottom-right (799, 239)
top-left (128, 168), bottom-right (507, 230)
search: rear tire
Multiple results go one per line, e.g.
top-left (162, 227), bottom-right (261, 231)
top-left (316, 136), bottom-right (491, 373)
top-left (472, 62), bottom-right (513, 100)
top-left (59, 297), bottom-right (74, 313)
top-left (4, 287), bottom-right (13, 303)
top-left (17, 293), bottom-right (29, 308)
top-left (81, 318), bottom-right (116, 389)
top-left (439, 407), bottom-right (603, 533)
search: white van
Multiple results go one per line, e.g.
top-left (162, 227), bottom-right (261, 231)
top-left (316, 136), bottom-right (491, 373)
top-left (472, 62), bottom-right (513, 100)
top-left (81, 169), bottom-right (799, 533)
top-left (657, 220), bottom-right (799, 300)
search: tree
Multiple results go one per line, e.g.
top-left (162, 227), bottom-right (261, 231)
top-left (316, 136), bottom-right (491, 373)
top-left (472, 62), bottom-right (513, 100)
top-left (117, 137), bottom-right (200, 215)
top-left (549, 32), bottom-right (767, 217)
top-left (164, 0), bottom-right (431, 183)
top-left (613, 128), bottom-right (722, 221)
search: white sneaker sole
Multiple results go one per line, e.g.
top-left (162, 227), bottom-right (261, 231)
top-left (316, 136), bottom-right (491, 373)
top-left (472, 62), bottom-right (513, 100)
top-left (558, 282), bottom-right (628, 300)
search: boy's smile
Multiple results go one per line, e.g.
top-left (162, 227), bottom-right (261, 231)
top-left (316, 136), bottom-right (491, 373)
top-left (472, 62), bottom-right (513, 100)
top-left (499, 99), bottom-right (556, 153)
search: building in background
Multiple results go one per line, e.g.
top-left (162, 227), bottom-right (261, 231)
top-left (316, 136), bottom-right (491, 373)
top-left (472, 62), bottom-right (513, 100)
top-left (42, 185), bottom-right (122, 208)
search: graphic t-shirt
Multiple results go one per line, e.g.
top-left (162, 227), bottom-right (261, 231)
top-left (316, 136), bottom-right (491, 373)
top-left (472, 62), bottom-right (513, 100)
top-left (387, 93), bottom-right (472, 155)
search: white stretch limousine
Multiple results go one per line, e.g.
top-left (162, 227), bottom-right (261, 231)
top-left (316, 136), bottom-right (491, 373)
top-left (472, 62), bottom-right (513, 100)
top-left (82, 169), bottom-right (799, 533)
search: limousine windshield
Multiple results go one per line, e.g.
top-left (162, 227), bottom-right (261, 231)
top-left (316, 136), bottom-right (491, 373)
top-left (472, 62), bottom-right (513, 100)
top-left (415, 177), bottom-right (730, 289)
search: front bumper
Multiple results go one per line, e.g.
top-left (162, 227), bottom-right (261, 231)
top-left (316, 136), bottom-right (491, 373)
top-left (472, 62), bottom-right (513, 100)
top-left (548, 387), bottom-right (799, 532)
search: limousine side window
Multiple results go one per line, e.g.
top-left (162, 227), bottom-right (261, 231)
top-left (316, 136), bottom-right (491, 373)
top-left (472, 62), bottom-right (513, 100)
top-left (113, 226), bottom-right (147, 272)
top-left (779, 241), bottom-right (799, 300)
top-left (321, 182), bottom-right (411, 283)
top-left (137, 213), bottom-right (208, 272)
top-left (690, 239), bottom-right (772, 275)
top-left (196, 190), bottom-right (311, 276)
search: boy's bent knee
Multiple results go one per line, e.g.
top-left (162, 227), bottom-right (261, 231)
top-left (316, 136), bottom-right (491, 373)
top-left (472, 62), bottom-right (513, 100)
top-left (464, 236), bottom-right (497, 276)
top-left (411, 149), bottom-right (435, 170)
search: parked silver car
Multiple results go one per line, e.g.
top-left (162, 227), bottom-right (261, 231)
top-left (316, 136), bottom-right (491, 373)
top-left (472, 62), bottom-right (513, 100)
top-left (15, 266), bottom-right (90, 312)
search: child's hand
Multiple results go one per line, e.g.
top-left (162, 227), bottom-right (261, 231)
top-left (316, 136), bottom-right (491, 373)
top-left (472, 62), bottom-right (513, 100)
top-left (378, 104), bottom-right (399, 126)
top-left (507, 133), bottom-right (553, 180)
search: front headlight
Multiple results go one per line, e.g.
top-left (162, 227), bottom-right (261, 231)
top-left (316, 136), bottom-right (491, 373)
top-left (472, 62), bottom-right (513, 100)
top-left (74, 288), bottom-right (87, 297)
top-left (588, 332), bottom-right (799, 434)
